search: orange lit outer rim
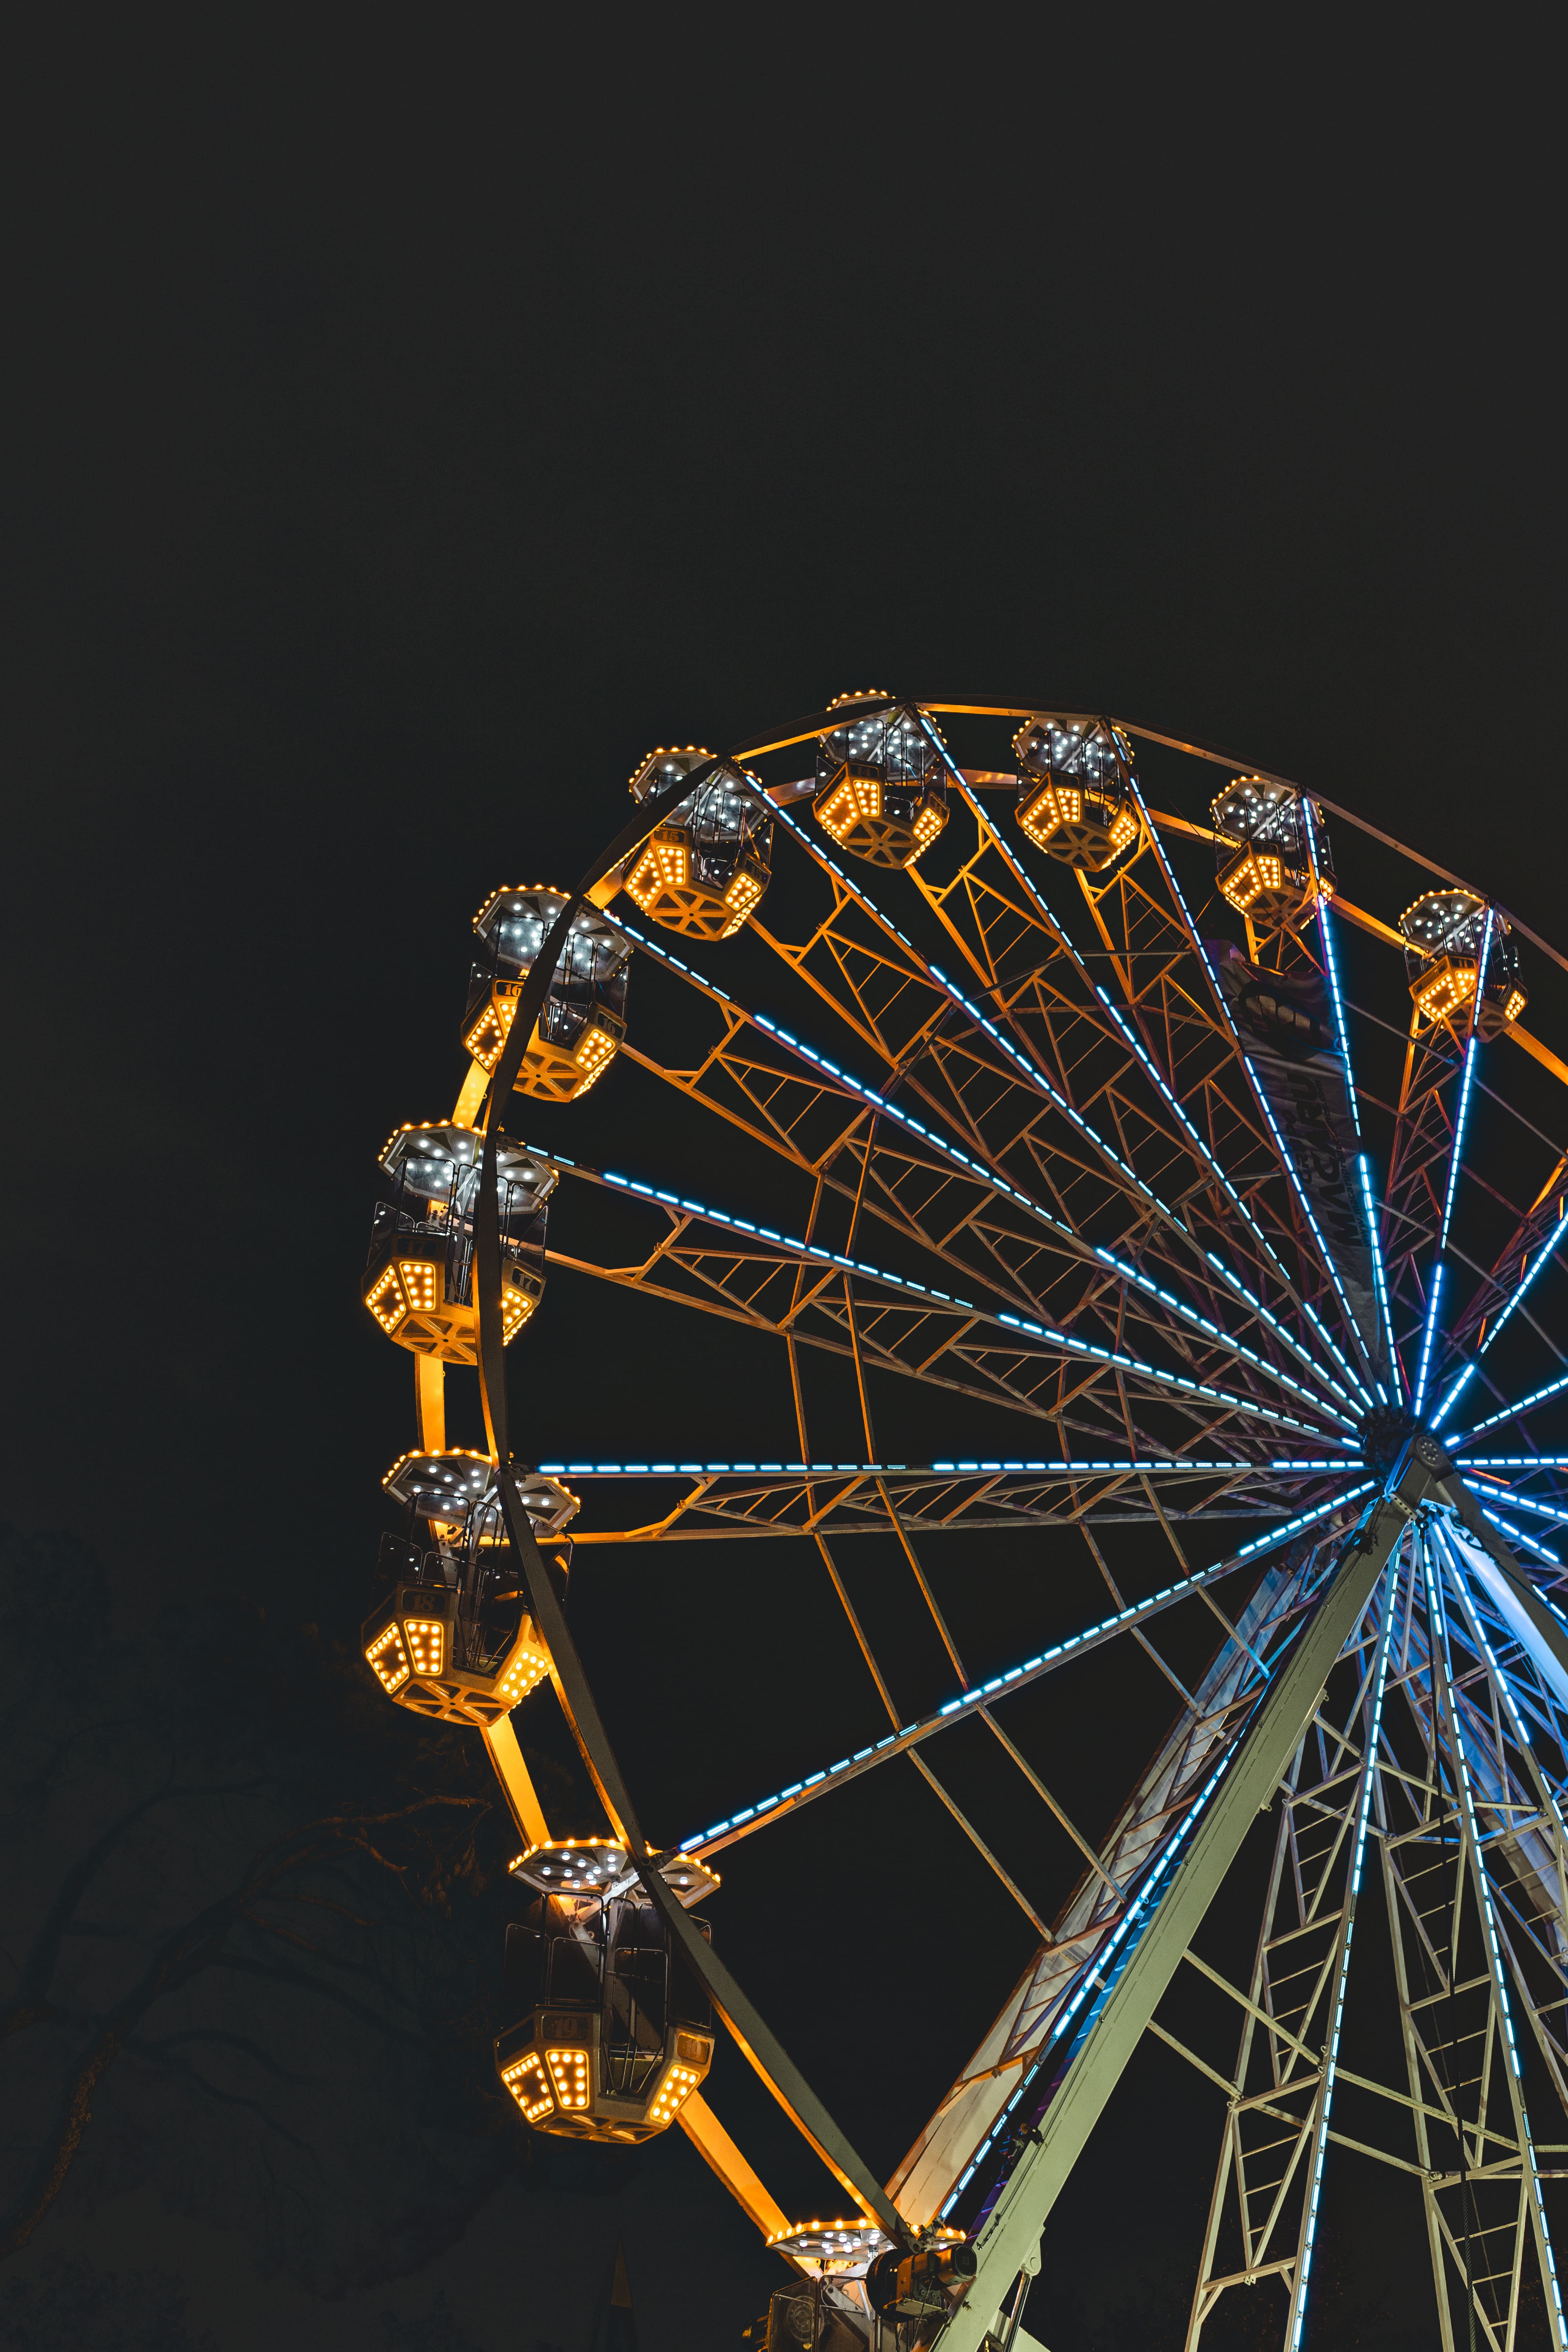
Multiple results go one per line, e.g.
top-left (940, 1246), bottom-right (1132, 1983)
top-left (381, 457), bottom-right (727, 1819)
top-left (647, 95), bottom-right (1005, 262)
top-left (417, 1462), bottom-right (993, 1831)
top-left (464, 696), bottom-right (1564, 2252)
top-left (467, 737), bottom-right (916, 2247)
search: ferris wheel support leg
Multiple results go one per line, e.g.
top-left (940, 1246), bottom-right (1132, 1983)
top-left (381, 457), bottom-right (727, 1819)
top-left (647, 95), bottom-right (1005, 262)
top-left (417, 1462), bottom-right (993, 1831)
top-left (933, 1454), bottom-right (1435, 2352)
top-left (481, 1715), bottom-right (550, 1847)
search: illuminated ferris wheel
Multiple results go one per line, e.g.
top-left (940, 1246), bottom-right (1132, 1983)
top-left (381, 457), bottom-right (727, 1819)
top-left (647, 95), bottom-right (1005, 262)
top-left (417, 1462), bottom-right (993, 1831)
top-left (359, 693), bottom-right (1568, 2351)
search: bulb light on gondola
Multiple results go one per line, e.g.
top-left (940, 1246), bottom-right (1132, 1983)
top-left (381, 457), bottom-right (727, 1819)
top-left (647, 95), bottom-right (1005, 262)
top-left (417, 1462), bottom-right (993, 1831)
top-left (494, 1853), bottom-right (717, 2142)
top-left (813, 693), bottom-right (949, 869)
top-left (1209, 775), bottom-right (1323, 935)
top-left (360, 1454), bottom-right (577, 1728)
top-left (361, 1126), bottom-right (554, 1364)
top-left (621, 747), bottom-right (773, 939)
top-left (1399, 888), bottom-right (1527, 1040)
top-left (463, 888), bottom-right (632, 1103)
top-left (765, 2222), bottom-right (899, 2273)
top-left (1013, 715), bottom-right (1140, 871)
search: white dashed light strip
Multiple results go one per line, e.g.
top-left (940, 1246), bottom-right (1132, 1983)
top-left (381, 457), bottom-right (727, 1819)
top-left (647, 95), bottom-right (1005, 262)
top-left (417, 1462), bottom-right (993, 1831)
top-left (539, 1149), bottom-right (1355, 1440)
top-left (1124, 773), bottom-right (1377, 1407)
top-left (1303, 800), bottom-right (1359, 1147)
top-left (748, 1011), bottom-right (1355, 1430)
top-left (1467, 1455), bottom-right (1568, 1469)
top-left (1358, 1156), bottom-right (1400, 1404)
top-left (1440, 1036), bottom-right (1481, 1254)
top-left (1303, 800), bottom-right (1397, 1406)
top-left (941, 1740), bottom-right (1241, 2219)
top-left (1483, 1507), bottom-right (1563, 1570)
top-left (1468, 1489), bottom-right (1568, 1527)
top-left (680, 1485), bottom-right (1370, 1859)
top-left (920, 951), bottom-right (1359, 1414)
top-left (1413, 1262), bottom-right (1445, 1417)
top-left (760, 767), bottom-right (1362, 1416)
top-left (1425, 1544), bottom-right (1568, 2351)
top-left (1437, 908), bottom-right (1493, 1258)
top-left (1434, 1201), bottom-right (1568, 1430)
top-left (531, 1458), bottom-right (1359, 1479)
top-left (1460, 1370), bottom-right (1568, 1445)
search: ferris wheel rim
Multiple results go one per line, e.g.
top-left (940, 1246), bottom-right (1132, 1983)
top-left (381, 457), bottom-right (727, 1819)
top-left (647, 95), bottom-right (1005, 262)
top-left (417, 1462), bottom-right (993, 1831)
top-left (372, 690), bottom-right (1568, 2338)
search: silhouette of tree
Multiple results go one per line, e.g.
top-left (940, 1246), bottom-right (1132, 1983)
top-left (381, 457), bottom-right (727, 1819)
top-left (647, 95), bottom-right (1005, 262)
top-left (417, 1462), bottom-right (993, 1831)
top-left (0, 2252), bottom-right (216, 2350)
top-left (0, 1523), bottom-right (577, 2295)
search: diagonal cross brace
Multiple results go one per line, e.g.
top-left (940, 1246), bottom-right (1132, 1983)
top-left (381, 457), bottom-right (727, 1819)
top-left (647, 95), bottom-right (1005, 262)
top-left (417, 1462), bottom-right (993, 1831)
top-left (933, 1446), bottom-right (1438, 2349)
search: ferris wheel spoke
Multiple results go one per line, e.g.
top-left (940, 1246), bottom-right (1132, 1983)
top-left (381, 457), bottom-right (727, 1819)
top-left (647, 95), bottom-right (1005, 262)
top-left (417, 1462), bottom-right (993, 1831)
top-left (536, 1135), bottom-right (1358, 1443)
top-left (545, 1464), bottom-right (1358, 1548)
top-left (616, 918), bottom-right (1361, 1420)
top-left (1116, 773), bottom-right (1379, 1399)
top-left (1444, 1149), bottom-right (1568, 1376)
top-left (674, 1484), bottom-right (1371, 1869)
top-left (1084, 977), bottom-right (1377, 1414)
top-left (1301, 806), bottom-right (1402, 1393)
top-left (1458, 1367), bottom-right (1568, 1446)
top-left (633, 783), bottom-right (1372, 1409)
top-left (895, 1495), bottom-right (1399, 2256)
top-left (1383, 904), bottom-right (1535, 1425)
top-left (1433, 1198), bottom-right (1568, 1434)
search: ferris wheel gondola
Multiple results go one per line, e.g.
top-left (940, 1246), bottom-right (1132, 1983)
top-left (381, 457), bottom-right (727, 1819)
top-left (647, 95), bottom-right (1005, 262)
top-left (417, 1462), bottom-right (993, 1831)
top-left (358, 694), bottom-right (1568, 2350)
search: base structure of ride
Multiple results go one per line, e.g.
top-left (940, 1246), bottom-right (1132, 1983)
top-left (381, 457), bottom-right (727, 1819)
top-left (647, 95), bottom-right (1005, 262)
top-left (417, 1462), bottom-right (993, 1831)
top-left (359, 695), bottom-right (1568, 2349)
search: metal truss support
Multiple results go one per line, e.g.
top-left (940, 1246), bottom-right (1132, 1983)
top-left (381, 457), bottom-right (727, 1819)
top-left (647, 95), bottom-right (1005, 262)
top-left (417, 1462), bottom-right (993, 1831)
top-left (1182, 1552), bottom-right (1395, 2345)
top-left (934, 1454), bottom-right (1434, 2350)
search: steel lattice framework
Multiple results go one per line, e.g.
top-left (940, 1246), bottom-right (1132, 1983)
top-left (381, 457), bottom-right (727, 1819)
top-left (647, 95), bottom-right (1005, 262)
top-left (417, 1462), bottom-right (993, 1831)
top-left (362, 695), bottom-right (1568, 2349)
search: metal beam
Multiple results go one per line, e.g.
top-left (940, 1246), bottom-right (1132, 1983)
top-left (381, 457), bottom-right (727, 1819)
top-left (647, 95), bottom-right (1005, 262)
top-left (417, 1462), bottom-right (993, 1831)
top-left (935, 1451), bottom-right (1434, 2349)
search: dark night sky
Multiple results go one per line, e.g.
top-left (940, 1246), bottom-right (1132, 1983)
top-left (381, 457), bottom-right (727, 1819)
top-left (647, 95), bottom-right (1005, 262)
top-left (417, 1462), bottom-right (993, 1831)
top-left (2, 16), bottom-right (1565, 2351)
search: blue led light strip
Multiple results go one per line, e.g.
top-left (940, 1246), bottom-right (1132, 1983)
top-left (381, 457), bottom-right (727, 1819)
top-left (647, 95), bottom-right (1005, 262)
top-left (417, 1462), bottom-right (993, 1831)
top-left (1425, 1543), bottom-right (1568, 2351)
top-left (764, 757), bottom-right (1364, 1414)
top-left (1483, 1506), bottom-right (1562, 1569)
top-left (1125, 774), bottom-right (1377, 1404)
top-left (614, 911), bottom-right (1352, 1423)
top-left (1459, 1368), bottom-right (1568, 1445)
top-left (1432, 1200), bottom-right (1568, 1430)
top-left (1089, 976), bottom-right (1373, 1411)
top-left (679, 1485), bottom-right (1371, 1857)
top-left (922, 950), bottom-right (1360, 1414)
top-left (1469, 1489), bottom-right (1568, 1528)
top-left (533, 1458), bottom-right (1359, 1479)
top-left (1303, 798), bottom-right (1398, 1407)
top-left (1358, 1157), bottom-right (1400, 1403)
top-left (1412, 1262), bottom-right (1445, 1416)
top-left (1440, 1039), bottom-right (1481, 1253)
top-left (1468, 1455), bottom-right (1568, 1469)
top-left (1287, 1558), bottom-right (1397, 2350)
top-left (541, 1145), bottom-right (1354, 1442)
top-left (1302, 800), bottom-right (1359, 1147)
top-left (1437, 908), bottom-right (1494, 1256)
top-left (748, 1008), bottom-right (1355, 1428)
top-left (940, 1734), bottom-right (1245, 2219)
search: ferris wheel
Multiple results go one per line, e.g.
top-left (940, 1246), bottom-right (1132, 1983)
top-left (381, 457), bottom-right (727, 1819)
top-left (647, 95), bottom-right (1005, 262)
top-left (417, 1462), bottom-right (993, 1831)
top-left (359, 693), bottom-right (1568, 2350)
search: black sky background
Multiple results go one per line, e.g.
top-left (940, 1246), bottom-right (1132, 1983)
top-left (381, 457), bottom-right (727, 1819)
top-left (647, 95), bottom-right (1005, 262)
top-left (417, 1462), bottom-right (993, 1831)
top-left (3, 13), bottom-right (1566, 2349)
